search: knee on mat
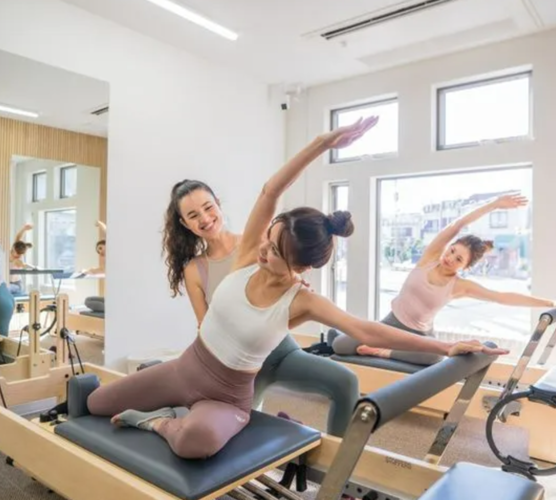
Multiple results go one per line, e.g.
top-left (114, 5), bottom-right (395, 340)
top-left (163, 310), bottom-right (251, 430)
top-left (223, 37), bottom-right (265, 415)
top-left (172, 422), bottom-right (228, 459)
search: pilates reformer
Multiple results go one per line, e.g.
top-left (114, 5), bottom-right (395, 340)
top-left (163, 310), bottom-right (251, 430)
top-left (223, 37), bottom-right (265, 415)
top-left (0, 320), bottom-right (545, 500)
top-left (310, 308), bottom-right (556, 465)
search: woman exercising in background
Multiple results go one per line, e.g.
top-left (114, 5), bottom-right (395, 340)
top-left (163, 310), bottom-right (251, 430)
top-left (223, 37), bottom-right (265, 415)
top-left (332, 193), bottom-right (555, 365)
top-left (0, 243), bottom-right (15, 337)
top-left (161, 181), bottom-right (359, 438)
top-left (9, 223), bottom-right (35, 296)
top-left (83, 220), bottom-right (106, 276)
top-left (87, 116), bottom-right (507, 460)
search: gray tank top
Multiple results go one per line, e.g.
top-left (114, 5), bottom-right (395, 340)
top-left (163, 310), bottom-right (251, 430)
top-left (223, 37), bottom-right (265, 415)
top-left (195, 247), bottom-right (238, 304)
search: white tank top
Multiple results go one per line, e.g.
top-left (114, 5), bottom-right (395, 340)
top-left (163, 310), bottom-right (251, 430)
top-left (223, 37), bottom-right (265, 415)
top-left (200, 264), bottom-right (301, 371)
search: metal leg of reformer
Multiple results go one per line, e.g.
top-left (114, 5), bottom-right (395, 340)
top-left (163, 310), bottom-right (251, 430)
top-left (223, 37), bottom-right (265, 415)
top-left (425, 365), bottom-right (489, 464)
top-left (493, 314), bottom-right (553, 422)
top-left (314, 402), bottom-right (379, 500)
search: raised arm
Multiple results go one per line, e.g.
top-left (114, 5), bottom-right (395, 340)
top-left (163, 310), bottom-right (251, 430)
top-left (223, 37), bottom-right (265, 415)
top-left (96, 220), bottom-right (107, 236)
top-left (420, 192), bottom-right (528, 265)
top-left (290, 290), bottom-right (509, 357)
top-left (13, 223), bottom-right (33, 243)
top-left (234, 116), bottom-right (379, 269)
top-left (457, 279), bottom-right (554, 308)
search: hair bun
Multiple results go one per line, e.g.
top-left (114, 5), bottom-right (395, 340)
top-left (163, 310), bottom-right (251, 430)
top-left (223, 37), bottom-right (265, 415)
top-left (327, 211), bottom-right (354, 238)
top-left (482, 240), bottom-right (494, 252)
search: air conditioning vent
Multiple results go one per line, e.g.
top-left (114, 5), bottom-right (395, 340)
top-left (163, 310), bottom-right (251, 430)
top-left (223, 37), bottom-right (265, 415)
top-left (90, 105), bottom-right (109, 116)
top-left (321, 0), bottom-right (458, 40)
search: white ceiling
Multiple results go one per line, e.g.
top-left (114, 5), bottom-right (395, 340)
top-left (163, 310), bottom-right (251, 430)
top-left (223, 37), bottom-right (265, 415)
top-left (0, 50), bottom-right (109, 137)
top-left (61, 0), bottom-right (556, 89)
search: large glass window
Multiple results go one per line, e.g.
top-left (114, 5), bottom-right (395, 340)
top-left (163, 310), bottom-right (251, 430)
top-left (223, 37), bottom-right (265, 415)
top-left (45, 209), bottom-right (77, 271)
top-left (438, 72), bottom-right (531, 149)
top-left (376, 167), bottom-right (532, 350)
top-left (330, 184), bottom-right (349, 310)
top-left (330, 99), bottom-right (398, 162)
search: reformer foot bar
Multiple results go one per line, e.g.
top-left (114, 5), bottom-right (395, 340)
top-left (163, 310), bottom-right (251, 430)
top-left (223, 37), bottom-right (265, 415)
top-left (0, 338), bottom-right (544, 500)
top-left (313, 343), bottom-right (543, 500)
top-left (325, 309), bottom-right (556, 464)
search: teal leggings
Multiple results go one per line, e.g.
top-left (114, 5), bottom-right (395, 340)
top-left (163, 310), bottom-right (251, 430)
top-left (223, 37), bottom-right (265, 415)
top-left (254, 334), bottom-right (359, 437)
top-left (0, 283), bottom-right (15, 337)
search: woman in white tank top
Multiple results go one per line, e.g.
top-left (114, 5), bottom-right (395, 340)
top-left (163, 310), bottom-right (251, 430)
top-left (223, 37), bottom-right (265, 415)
top-left (87, 116), bottom-right (509, 460)
top-left (161, 179), bottom-right (360, 437)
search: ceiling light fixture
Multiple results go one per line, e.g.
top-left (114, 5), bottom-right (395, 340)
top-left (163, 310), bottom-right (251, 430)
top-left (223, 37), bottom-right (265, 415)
top-left (144, 0), bottom-right (238, 41)
top-left (0, 104), bottom-right (39, 119)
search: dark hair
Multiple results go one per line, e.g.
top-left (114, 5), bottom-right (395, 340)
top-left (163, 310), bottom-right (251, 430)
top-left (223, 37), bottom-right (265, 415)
top-left (13, 241), bottom-right (32, 254)
top-left (454, 235), bottom-right (494, 268)
top-left (162, 179), bottom-right (218, 297)
top-left (272, 207), bottom-right (354, 270)
top-left (96, 240), bottom-right (106, 248)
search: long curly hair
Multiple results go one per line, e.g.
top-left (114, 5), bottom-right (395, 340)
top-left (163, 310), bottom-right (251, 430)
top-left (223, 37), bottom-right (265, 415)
top-left (162, 179), bottom-right (218, 297)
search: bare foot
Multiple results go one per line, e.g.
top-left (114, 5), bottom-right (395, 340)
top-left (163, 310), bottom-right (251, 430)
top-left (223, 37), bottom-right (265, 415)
top-left (356, 345), bottom-right (392, 358)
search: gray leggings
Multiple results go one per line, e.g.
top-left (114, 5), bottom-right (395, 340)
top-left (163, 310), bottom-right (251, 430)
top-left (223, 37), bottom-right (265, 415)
top-left (254, 334), bottom-right (359, 437)
top-left (331, 312), bottom-right (444, 366)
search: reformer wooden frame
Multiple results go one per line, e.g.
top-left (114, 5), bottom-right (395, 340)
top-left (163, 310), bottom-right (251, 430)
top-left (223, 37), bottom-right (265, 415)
top-left (0, 361), bottom-right (450, 500)
top-left (65, 311), bottom-right (105, 340)
top-left (292, 333), bottom-right (556, 464)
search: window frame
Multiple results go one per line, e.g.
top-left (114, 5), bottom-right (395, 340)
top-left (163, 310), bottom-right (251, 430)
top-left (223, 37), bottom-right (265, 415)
top-left (60, 164), bottom-right (77, 199)
top-left (32, 171), bottom-right (47, 203)
top-left (329, 97), bottom-right (399, 164)
top-left (436, 71), bottom-right (533, 151)
top-left (374, 164), bottom-right (533, 321)
top-left (490, 210), bottom-right (509, 229)
top-left (329, 182), bottom-right (349, 307)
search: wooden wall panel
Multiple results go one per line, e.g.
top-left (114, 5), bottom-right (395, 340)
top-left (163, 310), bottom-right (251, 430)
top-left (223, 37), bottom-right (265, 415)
top-left (0, 116), bottom-right (107, 279)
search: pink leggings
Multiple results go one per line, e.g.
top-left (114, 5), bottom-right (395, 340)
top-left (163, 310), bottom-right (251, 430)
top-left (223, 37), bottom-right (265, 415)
top-left (87, 338), bottom-right (255, 459)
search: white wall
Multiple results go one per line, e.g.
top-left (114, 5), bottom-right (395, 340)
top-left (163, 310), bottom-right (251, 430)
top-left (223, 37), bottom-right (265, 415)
top-left (12, 159), bottom-right (101, 303)
top-left (284, 29), bottom-right (556, 337)
top-left (0, 0), bottom-right (284, 369)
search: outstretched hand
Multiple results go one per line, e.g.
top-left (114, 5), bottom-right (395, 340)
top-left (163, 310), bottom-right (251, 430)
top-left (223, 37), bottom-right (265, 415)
top-left (494, 192), bottom-right (528, 210)
top-left (319, 116), bottom-right (379, 150)
top-left (448, 340), bottom-right (509, 357)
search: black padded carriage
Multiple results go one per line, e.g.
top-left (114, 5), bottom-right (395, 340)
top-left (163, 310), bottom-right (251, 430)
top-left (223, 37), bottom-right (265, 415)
top-left (55, 411), bottom-right (321, 500)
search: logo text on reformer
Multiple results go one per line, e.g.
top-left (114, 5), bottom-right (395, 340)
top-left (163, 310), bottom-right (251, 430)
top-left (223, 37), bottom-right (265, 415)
top-left (385, 457), bottom-right (412, 469)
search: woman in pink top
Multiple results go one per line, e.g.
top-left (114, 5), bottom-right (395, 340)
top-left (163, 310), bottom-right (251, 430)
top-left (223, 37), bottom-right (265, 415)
top-left (332, 193), bottom-right (555, 365)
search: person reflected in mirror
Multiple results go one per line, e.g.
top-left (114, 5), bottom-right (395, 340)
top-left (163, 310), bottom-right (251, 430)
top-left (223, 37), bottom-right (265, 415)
top-left (9, 223), bottom-right (35, 296)
top-left (83, 221), bottom-right (106, 276)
